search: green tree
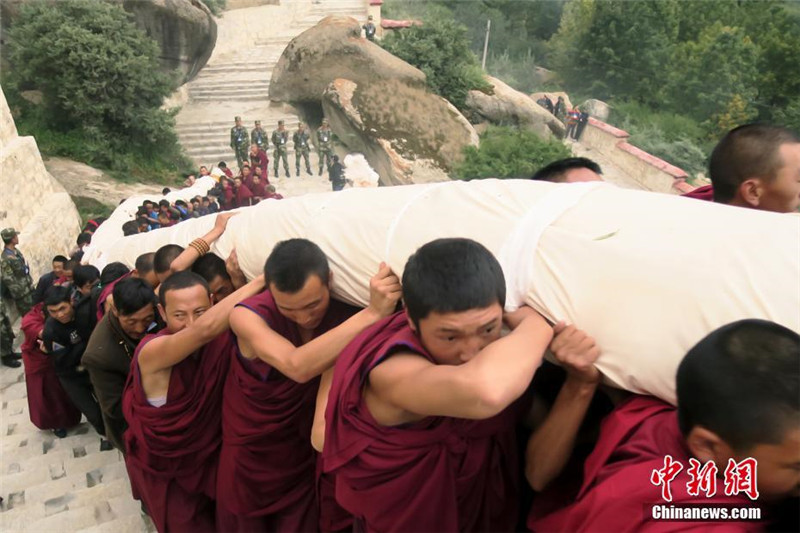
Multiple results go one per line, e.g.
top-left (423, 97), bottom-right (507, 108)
top-left (381, 17), bottom-right (492, 109)
top-left (663, 23), bottom-right (759, 134)
top-left (454, 126), bottom-right (571, 180)
top-left (6, 0), bottom-right (183, 169)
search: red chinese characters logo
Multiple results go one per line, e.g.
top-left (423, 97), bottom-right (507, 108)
top-left (650, 455), bottom-right (683, 502)
top-left (723, 458), bottom-right (759, 500)
top-left (651, 456), bottom-right (759, 501)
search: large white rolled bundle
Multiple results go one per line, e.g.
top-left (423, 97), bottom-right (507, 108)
top-left (86, 179), bottom-right (800, 404)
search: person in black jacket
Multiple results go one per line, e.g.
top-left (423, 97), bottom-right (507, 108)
top-left (329, 155), bottom-right (347, 191)
top-left (32, 255), bottom-right (68, 305)
top-left (42, 286), bottom-right (107, 439)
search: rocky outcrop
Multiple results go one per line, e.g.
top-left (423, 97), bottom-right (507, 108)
top-left (1, 0), bottom-right (216, 83)
top-left (465, 76), bottom-right (565, 138)
top-left (272, 16), bottom-right (478, 186)
top-left (269, 16), bottom-right (427, 103)
top-left (0, 86), bottom-right (81, 282)
top-left (580, 98), bottom-right (611, 121)
top-left (116, 0), bottom-right (217, 83)
top-left (322, 78), bottom-right (477, 186)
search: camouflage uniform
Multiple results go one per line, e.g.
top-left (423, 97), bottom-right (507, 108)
top-left (251, 121), bottom-right (267, 151)
top-left (271, 123), bottom-right (291, 178)
top-left (1, 232), bottom-right (34, 317)
top-left (317, 123), bottom-right (334, 175)
top-left (230, 117), bottom-right (250, 170)
top-left (293, 127), bottom-right (313, 176)
top-left (0, 297), bottom-right (14, 360)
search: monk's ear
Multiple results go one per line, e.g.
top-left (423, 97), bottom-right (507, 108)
top-left (737, 178), bottom-right (763, 208)
top-left (157, 303), bottom-right (168, 324)
top-left (686, 426), bottom-right (735, 466)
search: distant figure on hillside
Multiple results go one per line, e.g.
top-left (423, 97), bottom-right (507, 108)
top-left (363, 15), bottom-right (377, 41)
top-left (329, 155), bottom-right (347, 191)
top-left (293, 123), bottom-right (313, 177)
top-left (535, 96), bottom-right (554, 114)
top-left (230, 116), bottom-right (250, 170)
top-left (566, 107), bottom-right (581, 139)
top-left (575, 110), bottom-right (590, 140)
top-left (317, 118), bottom-right (335, 175)
top-left (251, 120), bottom-right (267, 150)
top-left (554, 96), bottom-right (566, 122)
top-left (531, 157), bottom-right (603, 183)
top-left (683, 124), bottom-right (800, 213)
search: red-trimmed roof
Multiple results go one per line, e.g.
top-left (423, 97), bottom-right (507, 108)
top-left (618, 141), bottom-right (688, 179)
top-left (588, 117), bottom-right (629, 139)
top-left (381, 19), bottom-right (421, 28)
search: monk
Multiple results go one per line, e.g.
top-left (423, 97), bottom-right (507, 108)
top-left (683, 124), bottom-right (800, 212)
top-left (322, 238), bottom-right (553, 532)
top-left (20, 303), bottom-right (81, 437)
top-left (233, 177), bottom-right (254, 208)
top-left (529, 319), bottom-right (800, 531)
top-left (216, 238), bottom-right (401, 532)
top-left (122, 270), bottom-right (265, 532)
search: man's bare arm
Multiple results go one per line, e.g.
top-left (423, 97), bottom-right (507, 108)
top-left (169, 212), bottom-right (237, 274)
top-left (138, 275), bottom-right (264, 376)
top-left (525, 323), bottom-right (601, 492)
top-left (369, 307), bottom-right (553, 422)
top-left (231, 263), bottom-right (401, 383)
top-left (311, 368), bottom-right (334, 452)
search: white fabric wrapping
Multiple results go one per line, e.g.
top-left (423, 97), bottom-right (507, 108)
top-left (85, 179), bottom-right (800, 405)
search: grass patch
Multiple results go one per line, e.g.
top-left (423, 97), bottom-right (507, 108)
top-left (70, 195), bottom-right (115, 228)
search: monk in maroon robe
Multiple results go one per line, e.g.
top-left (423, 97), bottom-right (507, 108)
top-left (323, 238), bottom-right (553, 532)
top-left (122, 269), bottom-right (265, 533)
top-left (233, 177), bottom-right (254, 208)
top-left (682, 184), bottom-right (714, 202)
top-left (21, 303), bottom-right (81, 431)
top-left (529, 319), bottom-right (800, 532)
top-left (96, 271), bottom-right (133, 322)
top-left (216, 238), bottom-right (401, 532)
top-left (249, 144), bottom-right (269, 183)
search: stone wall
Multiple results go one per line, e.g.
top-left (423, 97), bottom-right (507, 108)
top-left (0, 85), bottom-right (82, 282)
top-left (226, 0), bottom-right (279, 9)
top-left (580, 117), bottom-right (692, 194)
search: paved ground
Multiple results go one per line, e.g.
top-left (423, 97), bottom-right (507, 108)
top-left (0, 321), bottom-right (153, 532)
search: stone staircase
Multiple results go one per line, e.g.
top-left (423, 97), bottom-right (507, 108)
top-left (175, 0), bottom-right (369, 190)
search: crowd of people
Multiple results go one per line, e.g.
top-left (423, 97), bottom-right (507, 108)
top-left (536, 94), bottom-right (590, 141)
top-left (0, 122), bottom-right (798, 532)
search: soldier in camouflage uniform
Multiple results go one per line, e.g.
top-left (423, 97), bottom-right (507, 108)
top-left (230, 116), bottom-right (250, 170)
top-left (317, 118), bottom-right (335, 175)
top-left (271, 119), bottom-right (291, 179)
top-left (293, 123), bottom-right (313, 177)
top-left (1, 227), bottom-right (33, 368)
top-left (251, 120), bottom-right (267, 151)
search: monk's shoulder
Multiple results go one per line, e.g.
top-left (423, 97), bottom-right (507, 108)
top-left (365, 351), bottom-right (433, 426)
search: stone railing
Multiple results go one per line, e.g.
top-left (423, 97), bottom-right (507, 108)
top-left (581, 117), bottom-right (694, 194)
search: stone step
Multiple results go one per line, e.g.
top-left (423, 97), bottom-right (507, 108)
top-left (189, 87), bottom-right (270, 98)
top-left (189, 79), bottom-right (270, 89)
top-left (176, 119), bottom-right (302, 133)
top-left (197, 63), bottom-right (276, 75)
top-left (177, 124), bottom-right (301, 139)
top-left (185, 145), bottom-right (315, 158)
top-left (191, 94), bottom-right (269, 102)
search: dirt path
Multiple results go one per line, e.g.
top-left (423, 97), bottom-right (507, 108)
top-left (43, 157), bottom-right (163, 207)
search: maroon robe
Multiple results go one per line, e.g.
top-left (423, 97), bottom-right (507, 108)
top-left (529, 395), bottom-right (762, 532)
top-left (251, 179), bottom-right (267, 199)
top-left (20, 304), bottom-right (82, 430)
top-left (96, 271), bottom-right (133, 322)
top-left (122, 329), bottom-right (235, 533)
top-left (216, 290), bottom-right (359, 532)
top-left (682, 184), bottom-right (714, 202)
top-left (221, 185), bottom-right (235, 211)
top-left (234, 184), bottom-right (254, 208)
top-left (250, 148), bottom-right (270, 182)
top-left (324, 311), bottom-right (523, 532)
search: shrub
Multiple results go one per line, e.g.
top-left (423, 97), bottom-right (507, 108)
top-left (5, 0), bottom-right (189, 178)
top-left (381, 18), bottom-right (492, 110)
top-left (454, 126), bottom-right (571, 180)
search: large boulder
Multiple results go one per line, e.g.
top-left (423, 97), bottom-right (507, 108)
top-left (1, 0), bottom-right (216, 83)
top-left (322, 78), bottom-right (478, 186)
top-left (580, 98), bottom-right (611, 121)
top-left (465, 76), bottom-right (565, 138)
top-left (115, 0), bottom-right (216, 83)
top-left (269, 16), bottom-right (427, 103)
